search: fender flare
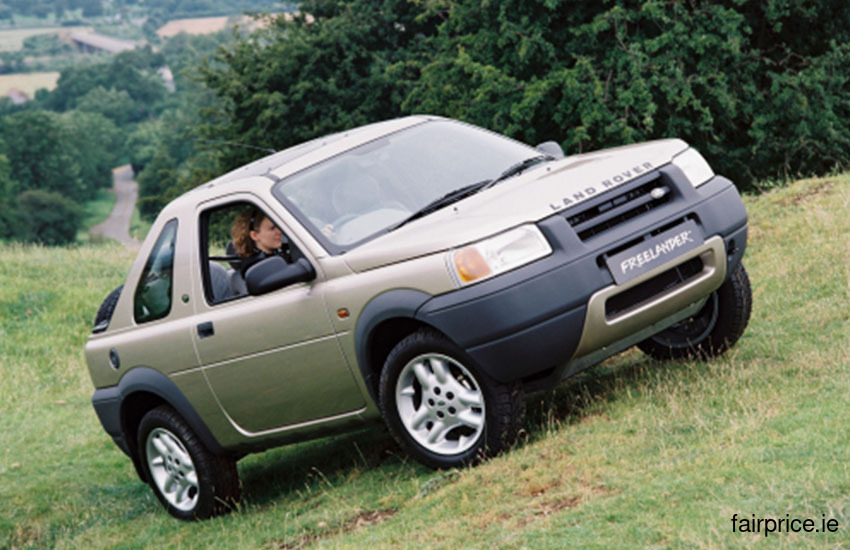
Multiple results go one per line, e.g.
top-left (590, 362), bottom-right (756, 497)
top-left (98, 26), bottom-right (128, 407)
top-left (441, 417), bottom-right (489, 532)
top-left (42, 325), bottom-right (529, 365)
top-left (353, 289), bottom-right (432, 403)
top-left (92, 367), bottom-right (225, 480)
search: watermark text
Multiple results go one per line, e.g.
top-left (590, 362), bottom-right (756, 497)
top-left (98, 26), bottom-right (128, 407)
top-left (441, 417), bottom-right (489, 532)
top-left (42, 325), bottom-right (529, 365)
top-left (731, 513), bottom-right (839, 537)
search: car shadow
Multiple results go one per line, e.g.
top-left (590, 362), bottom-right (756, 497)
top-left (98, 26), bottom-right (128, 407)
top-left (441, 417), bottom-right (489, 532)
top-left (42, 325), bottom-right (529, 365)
top-left (523, 350), bottom-right (680, 433)
top-left (236, 422), bottom-right (414, 508)
top-left (236, 351), bottom-right (679, 510)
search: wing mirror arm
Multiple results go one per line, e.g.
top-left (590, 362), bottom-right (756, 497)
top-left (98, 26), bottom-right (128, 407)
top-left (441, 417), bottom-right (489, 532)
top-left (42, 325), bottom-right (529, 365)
top-left (245, 257), bottom-right (316, 295)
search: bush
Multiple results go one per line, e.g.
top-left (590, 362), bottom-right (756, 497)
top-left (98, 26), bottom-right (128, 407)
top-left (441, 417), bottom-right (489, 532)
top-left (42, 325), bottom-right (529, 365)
top-left (17, 190), bottom-right (84, 245)
top-left (189, 0), bottom-right (850, 192)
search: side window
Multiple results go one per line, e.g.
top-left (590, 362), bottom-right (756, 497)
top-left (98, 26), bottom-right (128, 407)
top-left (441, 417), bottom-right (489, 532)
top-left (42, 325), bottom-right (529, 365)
top-left (200, 201), bottom-right (302, 305)
top-left (134, 219), bottom-right (178, 323)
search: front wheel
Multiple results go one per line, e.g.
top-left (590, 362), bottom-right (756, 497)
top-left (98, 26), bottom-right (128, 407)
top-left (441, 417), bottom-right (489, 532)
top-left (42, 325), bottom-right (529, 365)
top-left (639, 262), bottom-right (752, 360)
top-left (379, 329), bottom-right (524, 469)
top-left (137, 406), bottom-right (240, 520)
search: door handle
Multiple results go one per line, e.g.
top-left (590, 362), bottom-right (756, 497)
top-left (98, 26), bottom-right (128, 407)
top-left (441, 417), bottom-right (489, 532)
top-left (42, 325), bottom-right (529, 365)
top-left (197, 321), bottom-right (215, 339)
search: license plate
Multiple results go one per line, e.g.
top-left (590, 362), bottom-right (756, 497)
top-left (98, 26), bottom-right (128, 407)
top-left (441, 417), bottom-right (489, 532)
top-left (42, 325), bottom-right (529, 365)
top-left (605, 220), bottom-right (703, 285)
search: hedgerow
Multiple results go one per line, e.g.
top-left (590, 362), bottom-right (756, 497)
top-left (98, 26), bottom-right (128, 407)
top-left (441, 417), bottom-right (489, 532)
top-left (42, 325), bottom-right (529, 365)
top-left (141, 0), bottom-right (850, 212)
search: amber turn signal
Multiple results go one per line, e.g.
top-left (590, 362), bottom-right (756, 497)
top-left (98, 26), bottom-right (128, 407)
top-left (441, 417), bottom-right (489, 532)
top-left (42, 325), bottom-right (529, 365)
top-left (453, 247), bottom-right (492, 283)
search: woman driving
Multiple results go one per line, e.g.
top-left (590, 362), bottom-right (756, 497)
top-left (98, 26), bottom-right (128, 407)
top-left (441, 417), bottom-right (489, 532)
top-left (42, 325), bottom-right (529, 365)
top-left (231, 208), bottom-right (290, 276)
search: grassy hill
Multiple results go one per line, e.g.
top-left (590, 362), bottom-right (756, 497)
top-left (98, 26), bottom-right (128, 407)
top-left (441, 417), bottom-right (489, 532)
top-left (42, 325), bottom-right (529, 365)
top-left (1, 175), bottom-right (848, 548)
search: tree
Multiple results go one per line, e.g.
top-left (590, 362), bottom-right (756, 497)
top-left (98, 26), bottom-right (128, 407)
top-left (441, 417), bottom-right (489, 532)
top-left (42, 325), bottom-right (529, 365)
top-left (126, 118), bottom-right (164, 174)
top-left (45, 48), bottom-right (167, 115)
top-left (0, 144), bottom-right (20, 240)
top-left (0, 110), bottom-right (88, 201)
top-left (0, 109), bottom-right (118, 204)
top-left (191, 0), bottom-right (850, 190)
top-left (22, 33), bottom-right (73, 56)
top-left (77, 0), bottom-right (103, 17)
top-left (17, 189), bottom-right (83, 245)
top-left (0, 148), bottom-right (15, 196)
top-left (75, 86), bottom-right (142, 125)
top-left (135, 109), bottom-right (218, 217)
top-left (60, 110), bottom-right (122, 190)
top-left (393, 0), bottom-right (850, 182)
top-left (195, 2), bottom-right (442, 171)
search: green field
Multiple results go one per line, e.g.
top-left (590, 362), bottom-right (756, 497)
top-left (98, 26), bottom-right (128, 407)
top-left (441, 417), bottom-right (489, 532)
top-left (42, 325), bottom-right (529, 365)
top-left (0, 26), bottom-right (90, 51)
top-left (76, 176), bottom-right (149, 245)
top-left (129, 205), bottom-right (151, 242)
top-left (76, 188), bottom-right (117, 244)
top-left (1, 175), bottom-right (848, 548)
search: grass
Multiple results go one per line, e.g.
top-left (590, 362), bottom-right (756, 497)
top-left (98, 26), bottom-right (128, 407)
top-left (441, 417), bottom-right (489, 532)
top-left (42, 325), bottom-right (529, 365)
top-left (77, 173), bottom-right (149, 245)
top-left (92, 23), bottom-right (146, 41)
top-left (0, 27), bottom-right (90, 51)
top-left (129, 206), bottom-right (151, 242)
top-left (155, 15), bottom-right (232, 38)
top-left (0, 71), bottom-right (60, 96)
top-left (0, 15), bottom-right (60, 29)
top-left (75, 188), bottom-right (117, 244)
top-left (1, 174), bottom-right (849, 548)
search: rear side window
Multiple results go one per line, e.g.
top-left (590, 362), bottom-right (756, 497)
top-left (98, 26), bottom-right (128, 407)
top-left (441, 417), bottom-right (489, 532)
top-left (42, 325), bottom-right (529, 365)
top-left (134, 219), bottom-right (178, 323)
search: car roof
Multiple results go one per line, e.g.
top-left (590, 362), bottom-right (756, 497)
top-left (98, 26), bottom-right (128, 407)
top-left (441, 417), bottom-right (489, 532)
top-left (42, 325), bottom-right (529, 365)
top-left (184, 115), bottom-right (434, 197)
top-left (154, 115), bottom-right (446, 222)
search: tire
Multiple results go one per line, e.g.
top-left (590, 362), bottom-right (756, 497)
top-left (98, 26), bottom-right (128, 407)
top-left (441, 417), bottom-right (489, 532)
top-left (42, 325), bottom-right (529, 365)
top-left (92, 285), bottom-right (122, 333)
top-left (137, 405), bottom-right (240, 520)
top-left (379, 328), bottom-right (524, 469)
top-left (638, 262), bottom-right (752, 360)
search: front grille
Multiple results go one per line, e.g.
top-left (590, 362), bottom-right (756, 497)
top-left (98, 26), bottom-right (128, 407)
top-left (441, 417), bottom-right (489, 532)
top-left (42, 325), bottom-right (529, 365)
top-left (605, 256), bottom-right (703, 318)
top-left (566, 175), bottom-right (671, 241)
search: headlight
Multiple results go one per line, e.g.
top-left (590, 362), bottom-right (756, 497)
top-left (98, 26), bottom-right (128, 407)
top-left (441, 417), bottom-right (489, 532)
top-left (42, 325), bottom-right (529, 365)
top-left (673, 147), bottom-right (714, 187)
top-left (450, 224), bottom-right (552, 286)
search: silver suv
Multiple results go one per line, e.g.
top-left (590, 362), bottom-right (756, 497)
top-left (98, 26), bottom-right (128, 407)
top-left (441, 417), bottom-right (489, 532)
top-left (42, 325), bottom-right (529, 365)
top-left (86, 116), bottom-right (751, 519)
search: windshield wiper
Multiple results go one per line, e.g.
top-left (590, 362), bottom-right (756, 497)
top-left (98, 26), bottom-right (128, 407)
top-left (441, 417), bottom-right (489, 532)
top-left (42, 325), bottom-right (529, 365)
top-left (390, 179), bottom-right (492, 231)
top-left (481, 154), bottom-right (554, 191)
top-left (389, 155), bottom-right (553, 232)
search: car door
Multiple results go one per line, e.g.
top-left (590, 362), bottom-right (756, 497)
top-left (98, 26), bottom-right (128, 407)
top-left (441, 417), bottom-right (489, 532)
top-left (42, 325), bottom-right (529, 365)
top-left (191, 197), bottom-right (365, 435)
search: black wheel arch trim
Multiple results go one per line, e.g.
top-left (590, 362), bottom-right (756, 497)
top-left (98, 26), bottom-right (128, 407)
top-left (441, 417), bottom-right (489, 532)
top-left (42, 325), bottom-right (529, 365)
top-left (353, 289), bottom-right (433, 404)
top-left (92, 366), bottom-right (225, 481)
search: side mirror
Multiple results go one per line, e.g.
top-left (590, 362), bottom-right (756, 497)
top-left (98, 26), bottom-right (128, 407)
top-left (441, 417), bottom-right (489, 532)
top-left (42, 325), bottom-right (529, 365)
top-left (245, 257), bottom-right (316, 295)
top-left (535, 140), bottom-right (565, 159)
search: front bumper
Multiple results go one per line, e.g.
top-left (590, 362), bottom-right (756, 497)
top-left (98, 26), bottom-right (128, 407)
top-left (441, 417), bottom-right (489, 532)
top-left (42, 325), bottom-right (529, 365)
top-left (415, 168), bottom-right (748, 384)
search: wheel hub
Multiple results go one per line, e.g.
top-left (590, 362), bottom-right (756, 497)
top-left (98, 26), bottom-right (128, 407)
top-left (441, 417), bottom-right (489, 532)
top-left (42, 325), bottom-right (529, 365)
top-left (395, 353), bottom-right (485, 456)
top-left (145, 427), bottom-right (200, 512)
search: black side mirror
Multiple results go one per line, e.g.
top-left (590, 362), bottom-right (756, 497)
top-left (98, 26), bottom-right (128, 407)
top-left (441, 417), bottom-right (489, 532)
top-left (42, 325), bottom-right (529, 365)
top-left (535, 140), bottom-right (565, 159)
top-left (245, 257), bottom-right (316, 295)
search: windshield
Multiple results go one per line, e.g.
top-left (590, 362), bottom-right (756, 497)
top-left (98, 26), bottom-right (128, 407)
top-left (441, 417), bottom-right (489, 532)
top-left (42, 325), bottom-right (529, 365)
top-left (272, 119), bottom-right (538, 253)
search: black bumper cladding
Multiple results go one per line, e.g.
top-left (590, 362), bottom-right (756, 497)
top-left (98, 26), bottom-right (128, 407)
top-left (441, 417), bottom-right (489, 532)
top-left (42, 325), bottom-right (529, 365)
top-left (416, 168), bottom-right (748, 384)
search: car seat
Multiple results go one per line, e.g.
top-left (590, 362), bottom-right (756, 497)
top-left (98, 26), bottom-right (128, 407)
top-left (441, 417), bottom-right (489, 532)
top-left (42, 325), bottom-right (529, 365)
top-left (208, 261), bottom-right (234, 302)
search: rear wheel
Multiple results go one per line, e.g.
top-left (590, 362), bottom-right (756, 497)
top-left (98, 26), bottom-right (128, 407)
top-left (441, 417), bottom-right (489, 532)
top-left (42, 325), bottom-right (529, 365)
top-left (92, 285), bottom-right (122, 332)
top-left (379, 329), bottom-right (524, 469)
top-left (639, 262), bottom-right (752, 360)
top-left (137, 405), bottom-right (240, 520)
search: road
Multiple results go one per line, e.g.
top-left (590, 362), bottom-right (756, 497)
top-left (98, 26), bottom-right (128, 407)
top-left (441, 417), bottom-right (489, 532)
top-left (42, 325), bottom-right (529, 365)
top-left (89, 164), bottom-right (141, 249)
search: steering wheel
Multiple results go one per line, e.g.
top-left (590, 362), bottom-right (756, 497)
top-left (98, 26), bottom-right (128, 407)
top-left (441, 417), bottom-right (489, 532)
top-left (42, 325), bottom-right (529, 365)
top-left (330, 213), bottom-right (360, 230)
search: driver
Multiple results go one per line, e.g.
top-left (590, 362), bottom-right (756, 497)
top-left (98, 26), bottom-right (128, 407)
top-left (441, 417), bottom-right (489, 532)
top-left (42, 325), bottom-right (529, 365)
top-left (231, 208), bottom-right (292, 276)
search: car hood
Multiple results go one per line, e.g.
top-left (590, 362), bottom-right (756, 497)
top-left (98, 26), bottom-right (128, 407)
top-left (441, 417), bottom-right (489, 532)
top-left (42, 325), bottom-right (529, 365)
top-left (342, 138), bottom-right (689, 273)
